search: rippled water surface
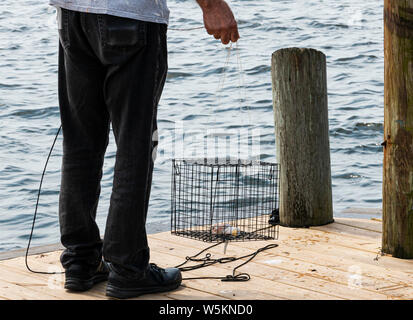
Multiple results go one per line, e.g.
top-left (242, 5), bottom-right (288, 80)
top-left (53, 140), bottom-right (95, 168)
top-left (0, 0), bottom-right (384, 252)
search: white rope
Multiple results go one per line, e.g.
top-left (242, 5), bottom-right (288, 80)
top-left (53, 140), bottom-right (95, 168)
top-left (168, 26), bottom-right (204, 31)
top-left (235, 41), bottom-right (252, 126)
top-left (214, 42), bottom-right (233, 126)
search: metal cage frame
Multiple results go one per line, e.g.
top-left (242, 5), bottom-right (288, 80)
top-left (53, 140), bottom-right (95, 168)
top-left (171, 158), bottom-right (280, 242)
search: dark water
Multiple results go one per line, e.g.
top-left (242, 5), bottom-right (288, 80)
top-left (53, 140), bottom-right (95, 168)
top-left (0, 0), bottom-right (384, 252)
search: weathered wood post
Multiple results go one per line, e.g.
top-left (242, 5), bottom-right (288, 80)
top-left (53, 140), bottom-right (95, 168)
top-left (271, 48), bottom-right (333, 227)
top-left (382, 0), bottom-right (413, 258)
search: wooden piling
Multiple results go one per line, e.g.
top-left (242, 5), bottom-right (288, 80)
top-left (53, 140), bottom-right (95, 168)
top-left (382, 0), bottom-right (413, 258)
top-left (271, 48), bottom-right (333, 227)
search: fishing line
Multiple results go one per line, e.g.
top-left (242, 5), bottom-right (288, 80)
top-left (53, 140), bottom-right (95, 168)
top-left (214, 42), bottom-right (233, 126)
top-left (168, 26), bottom-right (204, 31)
top-left (235, 41), bottom-right (252, 125)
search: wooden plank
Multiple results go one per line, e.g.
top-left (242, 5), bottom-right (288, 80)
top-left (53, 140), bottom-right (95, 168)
top-left (153, 228), bottom-right (413, 286)
top-left (4, 256), bottom-right (113, 300)
top-left (0, 243), bottom-right (63, 261)
top-left (1, 258), bottom-right (178, 300)
top-left (234, 216), bottom-right (381, 252)
top-left (149, 249), bottom-right (335, 300)
top-left (333, 218), bottom-right (382, 233)
top-left (341, 208), bottom-right (382, 216)
top-left (0, 262), bottom-right (175, 300)
top-left (244, 246), bottom-right (413, 299)
top-left (1, 252), bottom-right (223, 300)
top-left (149, 234), bottom-right (390, 300)
top-left (225, 235), bottom-right (413, 289)
top-left (253, 254), bottom-right (400, 295)
top-left (311, 223), bottom-right (382, 240)
top-left (279, 226), bottom-right (381, 253)
top-left (0, 264), bottom-right (103, 300)
top-left (4, 250), bottom-right (282, 300)
top-left (217, 217), bottom-right (381, 253)
top-left (165, 285), bottom-right (229, 300)
top-left (152, 231), bottom-right (413, 299)
top-left (2, 218), bottom-right (413, 300)
top-left (0, 278), bottom-right (58, 300)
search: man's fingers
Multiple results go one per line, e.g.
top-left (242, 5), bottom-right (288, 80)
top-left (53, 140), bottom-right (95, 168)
top-left (232, 27), bottom-right (240, 42)
top-left (204, 20), bottom-right (238, 44)
top-left (221, 31), bottom-right (230, 45)
top-left (230, 29), bottom-right (239, 43)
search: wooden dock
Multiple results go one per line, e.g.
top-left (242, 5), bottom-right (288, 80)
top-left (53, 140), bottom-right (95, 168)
top-left (1, 217), bottom-right (413, 300)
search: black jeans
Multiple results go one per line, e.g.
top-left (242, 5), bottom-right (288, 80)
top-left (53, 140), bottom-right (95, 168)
top-left (57, 8), bottom-right (167, 275)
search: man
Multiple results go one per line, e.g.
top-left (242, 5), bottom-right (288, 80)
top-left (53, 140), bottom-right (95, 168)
top-left (49, 0), bottom-right (239, 299)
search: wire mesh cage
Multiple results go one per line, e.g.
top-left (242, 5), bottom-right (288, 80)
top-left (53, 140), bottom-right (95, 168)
top-left (171, 158), bottom-right (280, 242)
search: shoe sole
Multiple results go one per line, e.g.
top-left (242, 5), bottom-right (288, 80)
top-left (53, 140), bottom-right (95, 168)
top-left (65, 273), bottom-right (108, 292)
top-left (106, 281), bottom-right (181, 299)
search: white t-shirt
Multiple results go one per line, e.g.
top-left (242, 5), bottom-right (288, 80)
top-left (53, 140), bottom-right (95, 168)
top-left (49, 0), bottom-right (169, 25)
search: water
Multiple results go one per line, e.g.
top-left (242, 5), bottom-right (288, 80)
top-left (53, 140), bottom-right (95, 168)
top-left (0, 0), bottom-right (384, 252)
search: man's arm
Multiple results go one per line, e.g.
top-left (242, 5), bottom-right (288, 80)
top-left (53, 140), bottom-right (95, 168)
top-left (196, 0), bottom-right (240, 44)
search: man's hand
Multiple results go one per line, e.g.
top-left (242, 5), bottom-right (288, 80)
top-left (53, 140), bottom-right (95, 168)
top-left (197, 0), bottom-right (240, 44)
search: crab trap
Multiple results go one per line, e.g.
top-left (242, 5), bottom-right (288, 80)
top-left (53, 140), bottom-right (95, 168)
top-left (171, 158), bottom-right (280, 242)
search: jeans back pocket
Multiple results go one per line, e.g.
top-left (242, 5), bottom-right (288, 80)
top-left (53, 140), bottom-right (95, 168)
top-left (98, 15), bottom-right (147, 50)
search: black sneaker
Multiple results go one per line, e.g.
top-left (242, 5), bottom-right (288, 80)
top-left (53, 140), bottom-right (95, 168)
top-left (65, 260), bottom-right (109, 292)
top-left (106, 263), bottom-right (182, 299)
